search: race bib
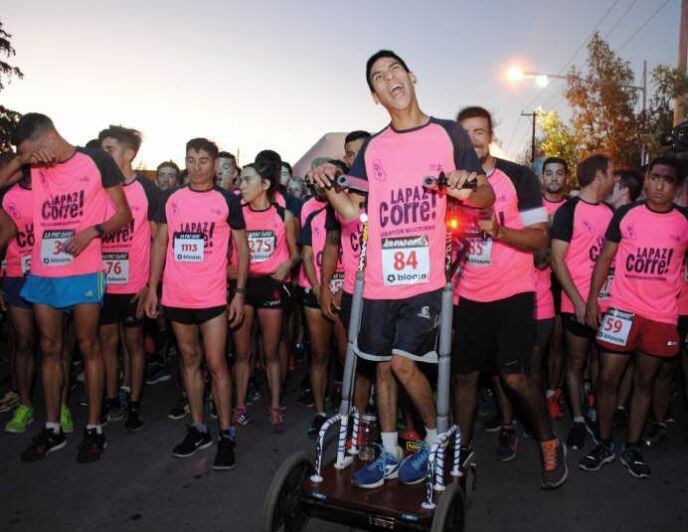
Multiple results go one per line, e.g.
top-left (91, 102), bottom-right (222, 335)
top-left (248, 230), bottom-right (276, 262)
top-left (381, 235), bottom-right (430, 286)
top-left (40, 230), bottom-right (75, 266)
top-left (20, 255), bottom-right (31, 275)
top-left (173, 232), bottom-right (205, 262)
top-left (466, 238), bottom-right (493, 267)
top-left (598, 271), bottom-right (614, 301)
top-left (597, 308), bottom-right (634, 347)
top-left (329, 272), bottom-right (344, 293)
top-left (103, 252), bottom-right (130, 285)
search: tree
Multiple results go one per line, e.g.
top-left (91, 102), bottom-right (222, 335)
top-left (0, 20), bottom-right (23, 152)
top-left (537, 110), bottom-right (579, 178)
top-left (565, 33), bottom-right (641, 166)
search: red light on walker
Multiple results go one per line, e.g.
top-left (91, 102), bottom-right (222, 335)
top-left (448, 218), bottom-right (460, 231)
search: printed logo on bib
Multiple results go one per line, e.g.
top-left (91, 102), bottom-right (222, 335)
top-left (103, 252), bottom-right (130, 285)
top-left (466, 238), bottom-right (493, 267)
top-left (329, 272), bottom-right (344, 293)
top-left (20, 255), bottom-right (31, 275)
top-left (598, 270), bottom-right (614, 301)
top-left (382, 235), bottom-right (430, 286)
top-left (40, 230), bottom-right (75, 266)
top-left (597, 308), bottom-right (634, 347)
top-left (248, 230), bottom-right (276, 262)
top-left (174, 232), bottom-right (205, 262)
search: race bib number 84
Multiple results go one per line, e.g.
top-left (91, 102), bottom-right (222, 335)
top-left (382, 235), bottom-right (430, 286)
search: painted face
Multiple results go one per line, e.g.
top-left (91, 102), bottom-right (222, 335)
top-left (239, 166), bottom-right (269, 203)
top-left (344, 139), bottom-right (366, 168)
top-left (280, 164), bottom-right (291, 187)
top-left (215, 156), bottom-right (237, 188)
top-left (101, 136), bottom-right (134, 172)
top-left (459, 116), bottom-right (492, 162)
top-left (542, 162), bottom-right (567, 194)
top-left (644, 163), bottom-right (679, 207)
top-left (156, 166), bottom-right (179, 190)
top-left (185, 149), bottom-right (215, 186)
top-left (369, 56), bottom-right (416, 112)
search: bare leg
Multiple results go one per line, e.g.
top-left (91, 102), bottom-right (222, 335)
top-left (9, 306), bottom-right (36, 407)
top-left (72, 303), bottom-right (105, 426)
top-left (34, 305), bottom-right (65, 423)
top-left (376, 361), bottom-right (398, 433)
top-left (305, 307), bottom-right (332, 414)
top-left (454, 371), bottom-right (480, 447)
top-left (123, 325), bottom-right (145, 402)
top-left (627, 353), bottom-right (664, 444)
top-left (200, 312), bottom-right (231, 430)
top-left (99, 323), bottom-right (120, 400)
top-left (595, 352), bottom-right (630, 440)
top-left (650, 359), bottom-right (677, 424)
top-left (492, 374), bottom-right (514, 424)
top-left (232, 306), bottom-right (254, 410)
top-left (257, 308), bottom-right (283, 410)
top-left (172, 321), bottom-right (204, 425)
top-left (501, 373), bottom-right (553, 441)
top-left (564, 331), bottom-right (590, 419)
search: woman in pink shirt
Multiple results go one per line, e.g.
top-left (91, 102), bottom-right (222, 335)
top-left (233, 160), bottom-right (299, 432)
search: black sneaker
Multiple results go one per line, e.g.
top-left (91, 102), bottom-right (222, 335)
top-left (579, 441), bottom-right (615, 471)
top-left (124, 407), bottom-right (144, 433)
top-left (296, 389), bottom-right (315, 408)
top-left (168, 396), bottom-right (189, 420)
top-left (20, 428), bottom-right (67, 462)
top-left (482, 412), bottom-right (501, 433)
top-left (105, 398), bottom-right (125, 422)
top-left (307, 414), bottom-right (328, 437)
top-left (77, 428), bottom-right (107, 463)
top-left (172, 426), bottom-right (213, 458)
top-left (620, 444), bottom-right (650, 479)
top-left (212, 434), bottom-right (237, 471)
top-left (496, 424), bottom-right (518, 462)
top-left (643, 422), bottom-right (667, 448)
top-left (566, 421), bottom-right (594, 450)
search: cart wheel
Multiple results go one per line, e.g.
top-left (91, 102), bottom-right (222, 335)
top-left (262, 451), bottom-right (313, 532)
top-left (430, 482), bottom-right (465, 532)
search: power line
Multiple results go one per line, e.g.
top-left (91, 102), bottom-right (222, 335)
top-left (615, 0), bottom-right (673, 52)
top-left (604, 0), bottom-right (638, 40)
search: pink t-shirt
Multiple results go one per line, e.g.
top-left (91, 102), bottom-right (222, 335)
top-left (297, 196), bottom-right (329, 287)
top-left (456, 159), bottom-right (546, 303)
top-left (157, 185), bottom-right (245, 308)
top-left (102, 177), bottom-right (160, 294)
top-left (325, 206), bottom-right (365, 296)
top-left (242, 203), bottom-right (289, 277)
top-left (678, 254), bottom-right (688, 316)
top-left (298, 203), bottom-right (344, 290)
top-left (543, 197), bottom-right (567, 217)
top-left (30, 148), bottom-right (123, 278)
top-left (348, 118), bottom-right (482, 300)
top-left (1, 182), bottom-right (33, 277)
top-left (551, 197), bottom-right (614, 313)
top-left (605, 202), bottom-right (688, 324)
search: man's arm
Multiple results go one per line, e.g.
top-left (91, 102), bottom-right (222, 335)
top-left (0, 157), bottom-right (26, 188)
top-left (551, 239), bottom-right (586, 323)
top-left (585, 240), bottom-right (617, 328)
top-left (141, 224), bottom-right (168, 318)
top-left (0, 210), bottom-right (18, 251)
top-left (319, 229), bottom-right (341, 320)
top-left (481, 219), bottom-right (548, 253)
top-left (302, 245), bottom-right (321, 302)
top-left (227, 228), bottom-right (249, 327)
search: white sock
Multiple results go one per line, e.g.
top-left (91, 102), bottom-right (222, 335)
top-left (573, 416), bottom-right (585, 424)
top-left (546, 389), bottom-right (556, 398)
top-left (86, 424), bottom-right (103, 434)
top-left (45, 421), bottom-right (61, 434)
top-left (381, 432), bottom-right (399, 456)
top-left (424, 427), bottom-right (438, 446)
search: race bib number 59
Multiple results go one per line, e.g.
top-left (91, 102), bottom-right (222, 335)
top-left (382, 235), bottom-right (430, 286)
top-left (596, 308), bottom-right (634, 347)
top-left (40, 230), bottom-right (75, 266)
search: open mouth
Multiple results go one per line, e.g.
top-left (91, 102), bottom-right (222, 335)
top-left (390, 83), bottom-right (404, 97)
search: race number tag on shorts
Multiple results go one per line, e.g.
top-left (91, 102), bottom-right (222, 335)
top-left (597, 308), bottom-right (634, 347)
top-left (329, 272), bottom-right (344, 293)
top-left (173, 232), bottom-right (205, 262)
top-left (248, 230), bottom-right (275, 262)
top-left (40, 230), bottom-right (75, 266)
top-left (103, 252), bottom-right (130, 285)
top-left (20, 255), bottom-right (31, 275)
top-left (381, 235), bottom-right (430, 286)
top-left (598, 271), bottom-right (614, 301)
top-left (466, 238), bottom-right (493, 267)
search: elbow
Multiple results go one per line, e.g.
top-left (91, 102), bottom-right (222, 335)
top-left (474, 185), bottom-right (496, 208)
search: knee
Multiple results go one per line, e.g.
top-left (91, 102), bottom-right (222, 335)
top-left (390, 357), bottom-right (415, 381)
top-left (502, 373), bottom-right (529, 393)
top-left (633, 373), bottom-right (655, 394)
top-left (40, 337), bottom-right (61, 359)
top-left (206, 357), bottom-right (228, 378)
top-left (567, 355), bottom-right (586, 374)
top-left (179, 348), bottom-right (201, 369)
top-left (79, 338), bottom-right (99, 359)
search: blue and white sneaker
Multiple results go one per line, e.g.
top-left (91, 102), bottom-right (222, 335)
top-left (399, 441), bottom-right (431, 485)
top-left (351, 446), bottom-right (401, 489)
top-left (146, 365), bottom-right (171, 385)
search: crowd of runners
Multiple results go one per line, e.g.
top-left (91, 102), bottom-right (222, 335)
top-left (0, 50), bottom-right (686, 491)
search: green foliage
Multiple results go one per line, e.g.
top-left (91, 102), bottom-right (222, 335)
top-left (0, 20), bottom-right (23, 152)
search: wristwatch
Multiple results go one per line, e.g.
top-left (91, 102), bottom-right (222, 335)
top-left (95, 224), bottom-right (105, 238)
top-left (233, 287), bottom-right (247, 295)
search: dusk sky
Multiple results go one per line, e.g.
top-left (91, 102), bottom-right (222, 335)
top-left (2, 0), bottom-right (679, 170)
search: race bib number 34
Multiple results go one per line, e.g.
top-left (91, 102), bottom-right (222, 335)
top-left (174, 232), bottom-right (205, 262)
top-left (382, 235), bottom-right (430, 286)
top-left (40, 230), bottom-right (75, 267)
top-left (248, 230), bottom-right (275, 262)
top-left (104, 252), bottom-right (130, 285)
top-left (596, 308), bottom-right (634, 347)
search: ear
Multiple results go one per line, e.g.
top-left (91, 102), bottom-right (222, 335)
top-left (410, 72), bottom-right (417, 84)
top-left (262, 179), bottom-right (271, 191)
top-left (371, 91), bottom-right (380, 105)
top-left (124, 148), bottom-right (136, 163)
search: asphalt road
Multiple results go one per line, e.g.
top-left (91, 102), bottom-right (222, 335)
top-left (1, 361), bottom-right (687, 532)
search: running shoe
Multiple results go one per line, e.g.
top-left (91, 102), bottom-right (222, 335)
top-left (5, 404), bottom-right (34, 434)
top-left (307, 413), bottom-right (328, 437)
top-left (351, 446), bottom-right (401, 489)
top-left (60, 404), bottom-right (74, 434)
top-left (146, 365), bottom-right (171, 385)
top-left (124, 406), bottom-right (144, 433)
top-left (398, 441), bottom-right (431, 485)
top-left (579, 441), bottom-right (615, 472)
top-left (232, 407), bottom-right (252, 427)
top-left (620, 444), bottom-right (650, 479)
top-left (547, 395), bottom-right (564, 419)
top-left (296, 389), bottom-right (315, 408)
top-left (104, 398), bottom-right (125, 423)
top-left (20, 428), bottom-right (67, 461)
top-left (482, 411), bottom-right (502, 432)
top-left (245, 377), bottom-right (261, 406)
top-left (172, 426), bottom-right (213, 458)
top-left (168, 396), bottom-right (189, 420)
top-left (77, 428), bottom-right (107, 463)
top-left (0, 390), bottom-right (20, 413)
top-left (213, 432), bottom-right (237, 471)
top-left (643, 422), bottom-right (667, 448)
top-left (566, 421), bottom-right (595, 450)
top-left (496, 424), bottom-right (518, 462)
top-left (540, 437), bottom-right (567, 489)
top-left (78, 389), bottom-right (88, 407)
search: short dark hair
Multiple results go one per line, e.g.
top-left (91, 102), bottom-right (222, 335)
top-left (345, 130), bottom-right (371, 145)
top-left (366, 50), bottom-right (410, 92)
top-left (11, 113), bottom-right (55, 146)
top-left (543, 156), bottom-right (568, 176)
top-left (157, 160), bottom-right (180, 174)
top-left (328, 159), bottom-right (349, 174)
top-left (217, 151), bottom-right (236, 162)
top-left (186, 138), bottom-right (219, 159)
top-left (98, 125), bottom-right (143, 157)
top-left (647, 156), bottom-right (684, 185)
top-left (85, 138), bottom-right (102, 149)
top-left (614, 168), bottom-right (643, 201)
top-left (256, 150), bottom-right (282, 181)
top-left (577, 154), bottom-right (610, 188)
top-left (456, 106), bottom-right (493, 134)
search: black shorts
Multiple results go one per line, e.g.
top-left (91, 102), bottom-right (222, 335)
top-left (551, 272), bottom-right (562, 314)
top-left (535, 318), bottom-right (555, 350)
top-left (561, 312), bottom-right (596, 339)
top-left (246, 276), bottom-right (289, 309)
top-left (339, 291), bottom-right (353, 331)
top-left (299, 286), bottom-right (320, 309)
top-left (355, 289), bottom-right (442, 363)
top-left (163, 305), bottom-right (226, 325)
top-left (453, 292), bottom-right (535, 375)
top-left (678, 315), bottom-right (687, 346)
top-left (99, 293), bottom-right (141, 327)
top-left (2, 276), bottom-right (31, 309)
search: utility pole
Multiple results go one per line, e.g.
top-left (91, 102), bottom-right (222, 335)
top-left (521, 110), bottom-right (538, 164)
top-left (675, 0), bottom-right (688, 126)
top-left (641, 59), bottom-right (648, 165)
